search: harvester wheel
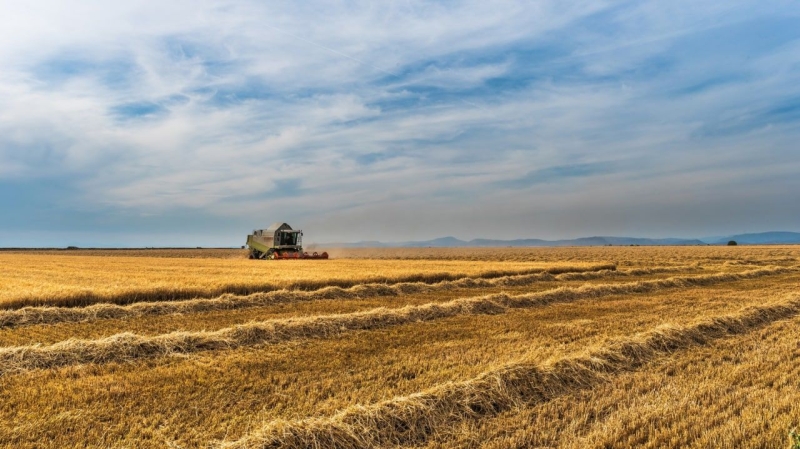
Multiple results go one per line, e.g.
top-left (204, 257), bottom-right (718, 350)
top-left (267, 249), bottom-right (276, 260)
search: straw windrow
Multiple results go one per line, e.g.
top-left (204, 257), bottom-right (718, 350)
top-left (219, 295), bottom-right (800, 449)
top-left (0, 263), bottom-right (617, 310)
top-left (0, 264), bottom-right (703, 329)
top-left (0, 267), bottom-right (791, 376)
top-left (554, 264), bottom-right (693, 280)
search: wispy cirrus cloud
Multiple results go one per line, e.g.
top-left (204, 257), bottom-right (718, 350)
top-left (0, 0), bottom-right (799, 246)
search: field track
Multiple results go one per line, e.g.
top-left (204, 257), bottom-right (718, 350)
top-left (1, 246), bottom-right (799, 448)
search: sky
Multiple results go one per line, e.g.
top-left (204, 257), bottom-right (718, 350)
top-left (0, 0), bottom-right (799, 247)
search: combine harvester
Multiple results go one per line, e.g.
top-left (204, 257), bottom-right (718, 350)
top-left (246, 222), bottom-right (329, 260)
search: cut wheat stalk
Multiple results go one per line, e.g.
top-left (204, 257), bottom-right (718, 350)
top-left (0, 267), bottom-right (790, 376)
top-left (218, 295), bottom-right (800, 449)
top-left (0, 264), bottom-right (706, 329)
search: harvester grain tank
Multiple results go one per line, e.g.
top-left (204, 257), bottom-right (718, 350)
top-left (246, 222), bottom-right (328, 260)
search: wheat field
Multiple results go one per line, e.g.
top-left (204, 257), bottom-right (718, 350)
top-left (0, 252), bottom-right (598, 309)
top-left (0, 246), bottom-right (799, 448)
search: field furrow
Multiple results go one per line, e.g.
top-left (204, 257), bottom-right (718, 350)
top-left (324, 247), bottom-right (799, 266)
top-left (1, 265), bottom-right (705, 330)
top-left (0, 254), bottom-right (608, 309)
top-left (1, 272), bottom-right (795, 448)
top-left (0, 268), bottom-right (790, 374)
top-left (0, 268), bottom-right (707, 346)
top-left (427, 316), bottom-right (800, 449)
top-left (2, 247), bottom-right (799, 449)
top-left (222, 295), bottom-right (800, 449)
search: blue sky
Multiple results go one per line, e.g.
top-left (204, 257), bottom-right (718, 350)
top-left (0, 0), bottom-right (799, 246)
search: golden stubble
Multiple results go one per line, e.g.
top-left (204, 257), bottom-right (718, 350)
top-left (0, 246), bottom-right (798, 449)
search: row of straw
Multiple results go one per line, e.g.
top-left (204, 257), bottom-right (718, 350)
top-left (5, 263), bottom-right (712, 329)
top-left (0, 263), bottom-right (617, 310)
top-left (219, 294), bottom-right (800, 448)
top-left (0, 266), bottom-right (790, 376)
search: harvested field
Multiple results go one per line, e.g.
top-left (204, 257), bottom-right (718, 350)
top-left (0, 265), bottom-right (697, 331)
top-left (0, 246), bottom-right (799, 448)
top-left (0, 253), bottom-right (604, 309)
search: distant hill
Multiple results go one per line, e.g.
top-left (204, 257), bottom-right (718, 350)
top-left (707, 232), bottom-right (800, 245)
top-left (317, 235), bottom-right (709, 248)
top-left (314, 232), bottom-right (800, 248)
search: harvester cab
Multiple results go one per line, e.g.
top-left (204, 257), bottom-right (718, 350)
top-left (246, 222), bottom-right (328, 260)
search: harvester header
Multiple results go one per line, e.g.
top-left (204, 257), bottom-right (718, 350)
top-left (246, 222), bottom-right (328, 260)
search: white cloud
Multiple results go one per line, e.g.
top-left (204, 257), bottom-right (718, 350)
top-left (0, 0), bottom-right (799, 243)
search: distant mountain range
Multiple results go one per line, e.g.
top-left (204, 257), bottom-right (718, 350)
top-left (315, 231), bottom-right (800, 248)
top-left (704, 232), bottom-right (800, 245)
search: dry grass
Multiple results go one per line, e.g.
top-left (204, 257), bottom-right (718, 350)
top-left (427, 316), bottom-right (800, 449)
top-left (8, 263), bottom-right (703, 330)
top-left (327, 245), bottom-right (800, 265)
top-left (0, 248), bottom-right (248, 259)
top-left (0, 268), bottom-right (710, 347)
top-left (0, 246), bottom-right (799, 448)
top-left (7, 245), bottom-right (800, 264)
top-left (0, 253), bottom-right (593, 309)
top-left (0, 267), bottom-right (790, 375)
top-left (221, 296), bottom-right (800, 449)
top-left (2, 275), bottom-right (795, 448)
